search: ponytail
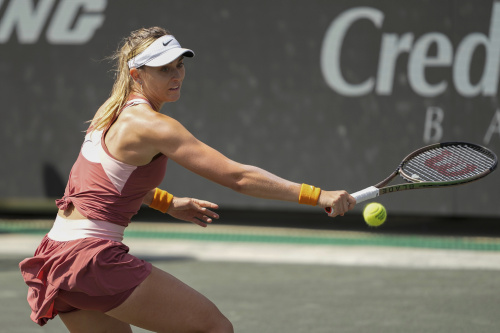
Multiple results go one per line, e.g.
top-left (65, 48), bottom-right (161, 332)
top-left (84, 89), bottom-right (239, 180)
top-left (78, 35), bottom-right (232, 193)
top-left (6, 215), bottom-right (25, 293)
top-left (91, 27), bottom-right (170, 130)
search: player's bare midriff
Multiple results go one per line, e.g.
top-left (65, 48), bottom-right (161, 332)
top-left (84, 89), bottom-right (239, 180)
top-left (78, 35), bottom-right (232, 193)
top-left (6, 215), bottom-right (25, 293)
top-left (57, 204), bottom-right (87, 220)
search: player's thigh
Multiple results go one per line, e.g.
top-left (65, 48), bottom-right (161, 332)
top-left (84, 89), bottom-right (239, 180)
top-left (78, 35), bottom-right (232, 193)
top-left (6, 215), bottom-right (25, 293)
top-left (106, 265), bottom-right (233, 333)
top-left (59, 309), bottom-right (132, 333)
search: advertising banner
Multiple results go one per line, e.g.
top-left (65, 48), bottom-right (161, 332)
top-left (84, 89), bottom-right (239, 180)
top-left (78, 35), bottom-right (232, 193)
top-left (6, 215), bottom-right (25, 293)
top-left (1, 0), bottom-right (499, 217)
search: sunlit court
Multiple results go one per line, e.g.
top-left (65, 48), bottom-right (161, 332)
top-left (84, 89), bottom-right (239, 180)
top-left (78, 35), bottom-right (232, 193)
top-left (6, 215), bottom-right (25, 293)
top-left (2, 216), bottom-right (500, 332)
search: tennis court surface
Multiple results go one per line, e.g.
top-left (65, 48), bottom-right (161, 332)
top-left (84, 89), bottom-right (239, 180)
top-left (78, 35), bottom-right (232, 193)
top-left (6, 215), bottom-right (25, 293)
top-left (2, 216), bottom-right (500, 333)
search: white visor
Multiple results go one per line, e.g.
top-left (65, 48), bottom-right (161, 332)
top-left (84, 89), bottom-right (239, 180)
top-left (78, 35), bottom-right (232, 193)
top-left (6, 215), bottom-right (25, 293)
top-left (127, 35), bottom-right (194, 69)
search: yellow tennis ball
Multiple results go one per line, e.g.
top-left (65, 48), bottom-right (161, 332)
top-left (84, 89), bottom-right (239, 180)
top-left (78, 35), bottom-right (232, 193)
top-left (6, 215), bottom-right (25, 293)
top-left (363, 203), bottom-right (387, 227)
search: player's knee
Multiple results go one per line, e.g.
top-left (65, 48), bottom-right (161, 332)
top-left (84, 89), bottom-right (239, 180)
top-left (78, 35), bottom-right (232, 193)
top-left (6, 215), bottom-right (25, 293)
top-left (205, 313), bottom-right (233, 333)
top-left (216, 317), bottom-right (234, 333)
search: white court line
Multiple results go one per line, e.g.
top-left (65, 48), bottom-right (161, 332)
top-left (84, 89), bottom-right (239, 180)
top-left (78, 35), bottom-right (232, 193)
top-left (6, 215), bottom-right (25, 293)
top-left (3, 234), bottom-right (500, 271)
top-left (126, 238), bottom-right (500, 271)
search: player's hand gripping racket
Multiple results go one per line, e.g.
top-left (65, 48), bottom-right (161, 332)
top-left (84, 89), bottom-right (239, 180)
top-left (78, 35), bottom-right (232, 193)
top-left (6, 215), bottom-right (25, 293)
top-left (325, 142), bottom-right (498, 216)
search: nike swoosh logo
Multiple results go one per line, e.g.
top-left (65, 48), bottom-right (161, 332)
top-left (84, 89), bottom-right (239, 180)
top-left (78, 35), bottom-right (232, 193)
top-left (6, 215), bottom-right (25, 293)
top-left (163, 39), bottom-right (172, 47)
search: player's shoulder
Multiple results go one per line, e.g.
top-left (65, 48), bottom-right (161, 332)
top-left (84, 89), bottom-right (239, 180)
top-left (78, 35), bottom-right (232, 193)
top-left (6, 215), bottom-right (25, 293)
top-left (121, 102), bottom-right (163, 124)
top-left (123, 104), bottom-right (187, 139)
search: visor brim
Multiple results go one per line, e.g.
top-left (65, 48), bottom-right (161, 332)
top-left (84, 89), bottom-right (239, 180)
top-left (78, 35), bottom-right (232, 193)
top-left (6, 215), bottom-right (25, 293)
top-left (145, 48), bottom-right (195, 67)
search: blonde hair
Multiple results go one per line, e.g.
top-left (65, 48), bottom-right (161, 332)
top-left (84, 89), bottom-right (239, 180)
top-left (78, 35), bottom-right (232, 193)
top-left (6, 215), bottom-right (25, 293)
top-left (91, 27), bottom-right (170, 131)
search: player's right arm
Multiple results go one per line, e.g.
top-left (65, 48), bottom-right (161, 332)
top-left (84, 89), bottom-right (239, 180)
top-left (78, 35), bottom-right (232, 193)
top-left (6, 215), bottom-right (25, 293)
top-left (141, 112), bottom-right (354, 216)
top-left (146, 112), bottom-right (300, 201)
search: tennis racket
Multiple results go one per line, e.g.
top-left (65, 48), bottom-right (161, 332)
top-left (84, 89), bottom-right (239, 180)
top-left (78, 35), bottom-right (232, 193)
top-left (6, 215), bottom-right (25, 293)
top-left (326, 142), bottom-right (498, 216)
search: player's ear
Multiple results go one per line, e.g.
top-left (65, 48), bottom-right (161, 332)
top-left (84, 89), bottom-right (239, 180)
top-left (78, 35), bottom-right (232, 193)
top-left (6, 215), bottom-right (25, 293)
top-left (130, 68), bottom-right (142, 84)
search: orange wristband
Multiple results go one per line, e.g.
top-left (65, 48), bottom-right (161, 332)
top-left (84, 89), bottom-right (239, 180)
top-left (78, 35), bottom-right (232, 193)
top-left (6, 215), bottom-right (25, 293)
top-left (149, 188), bottom-right (174, 213)
top-left (298, 184), bottom-right (321, 206)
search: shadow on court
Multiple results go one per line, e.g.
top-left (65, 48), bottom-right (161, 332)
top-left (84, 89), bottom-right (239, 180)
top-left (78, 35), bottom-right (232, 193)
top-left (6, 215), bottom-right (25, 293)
top-left (2, 219), bottom-right (500, 333)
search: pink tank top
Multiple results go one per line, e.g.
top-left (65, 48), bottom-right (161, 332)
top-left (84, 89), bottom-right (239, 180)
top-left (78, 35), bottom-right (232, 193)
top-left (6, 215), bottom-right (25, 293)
top-left (56, 98), bottom-right (168, 226)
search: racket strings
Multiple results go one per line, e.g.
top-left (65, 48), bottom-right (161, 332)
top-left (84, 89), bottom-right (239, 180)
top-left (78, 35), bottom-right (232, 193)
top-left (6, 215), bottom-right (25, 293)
top-left (401, 145), bottom-right (496, 182)
top-left (448, 146), bottom-right (495, 171)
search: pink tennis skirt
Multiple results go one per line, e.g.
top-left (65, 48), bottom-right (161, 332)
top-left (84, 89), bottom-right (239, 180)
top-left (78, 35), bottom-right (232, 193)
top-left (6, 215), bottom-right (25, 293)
top-left (19, 233), bottom-right (152, 326)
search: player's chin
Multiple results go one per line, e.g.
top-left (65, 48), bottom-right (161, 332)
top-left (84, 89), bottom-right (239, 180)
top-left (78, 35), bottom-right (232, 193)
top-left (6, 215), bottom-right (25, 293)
top-left (166, 94), bottom-right (181, 102)
top-left (165, 89), bottom-right (181, 102)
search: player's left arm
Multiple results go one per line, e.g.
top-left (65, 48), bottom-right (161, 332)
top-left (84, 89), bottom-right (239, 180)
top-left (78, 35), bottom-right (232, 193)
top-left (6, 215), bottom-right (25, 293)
top-left (142, 188), bottom-right (156, 206)
top-left (143, 188), bottom-right (219, 227)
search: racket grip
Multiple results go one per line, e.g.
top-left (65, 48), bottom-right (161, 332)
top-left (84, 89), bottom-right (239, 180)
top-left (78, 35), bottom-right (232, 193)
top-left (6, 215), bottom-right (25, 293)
top-left (325, 186), bottom-right (379, 216)
top-left (351, 186), bottom-right (380, 203)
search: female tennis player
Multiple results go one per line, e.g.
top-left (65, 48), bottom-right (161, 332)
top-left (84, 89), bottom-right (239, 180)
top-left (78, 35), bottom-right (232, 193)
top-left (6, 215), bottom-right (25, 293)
top-left (19, 26), bottom-right (355, 333)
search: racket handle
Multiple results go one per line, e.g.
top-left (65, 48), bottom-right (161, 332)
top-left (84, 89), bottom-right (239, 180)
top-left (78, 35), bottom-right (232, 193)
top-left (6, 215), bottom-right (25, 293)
top-left (325, 186), bottom-right (379, 216)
